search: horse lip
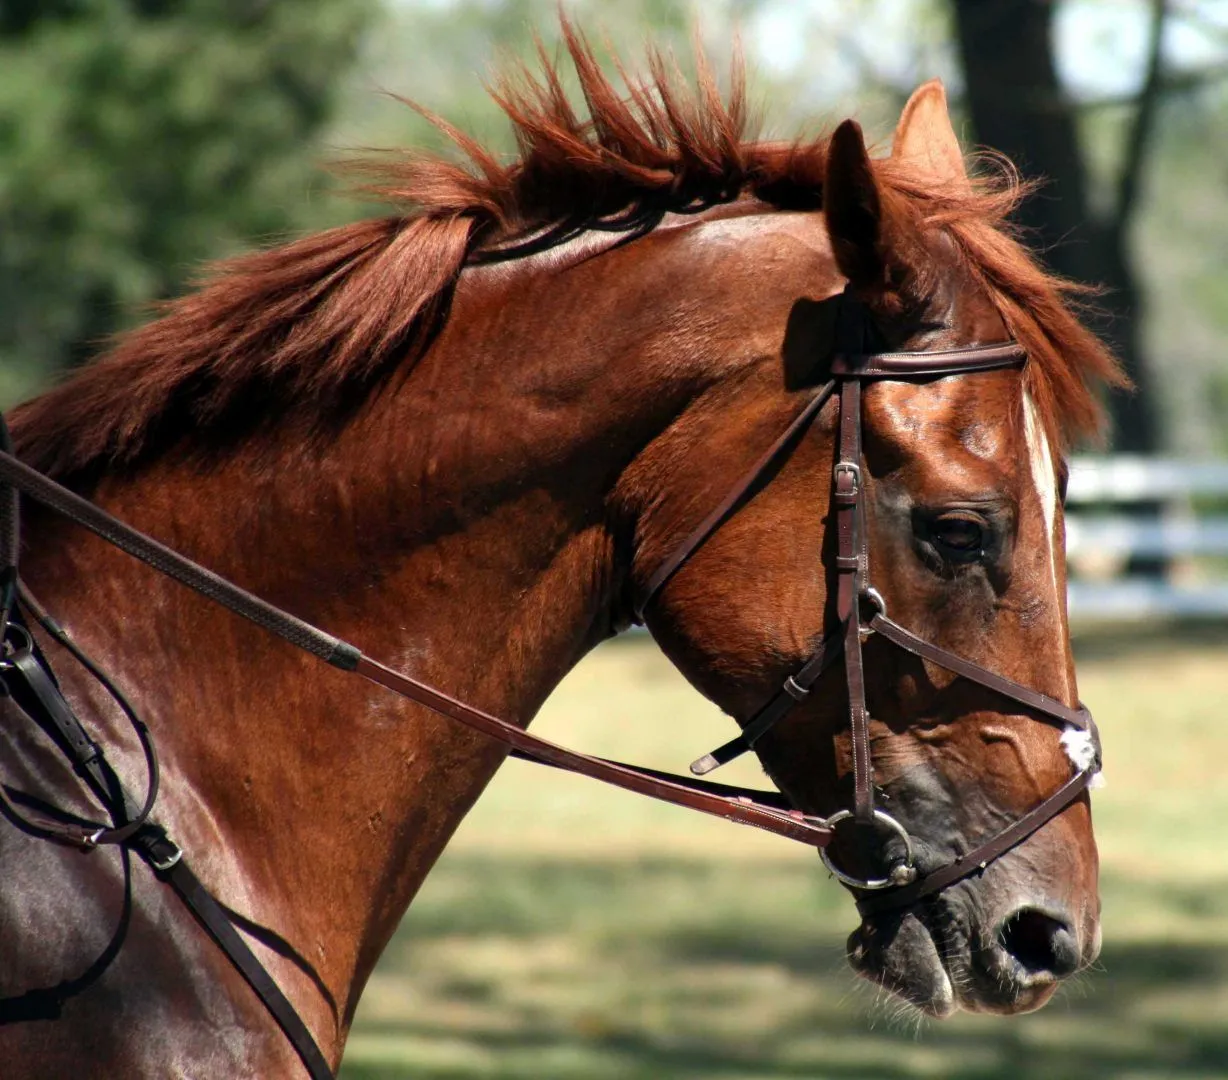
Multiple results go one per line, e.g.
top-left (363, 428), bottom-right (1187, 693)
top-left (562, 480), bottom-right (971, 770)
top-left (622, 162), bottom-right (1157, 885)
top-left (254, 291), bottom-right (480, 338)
top-left (846, 911), bottom-right (957, 1018)
top-left (848, 901), bottom-right (1062, 1018)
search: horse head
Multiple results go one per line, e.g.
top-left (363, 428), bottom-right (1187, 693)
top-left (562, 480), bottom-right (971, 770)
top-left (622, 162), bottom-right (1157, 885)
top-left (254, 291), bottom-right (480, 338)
top-left (632, 82), bottom-right (1101, 1016)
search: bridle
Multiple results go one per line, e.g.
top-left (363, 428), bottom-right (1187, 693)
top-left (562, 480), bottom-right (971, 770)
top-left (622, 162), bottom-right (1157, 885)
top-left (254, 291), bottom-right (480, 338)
top-left (633, 293), bottom-right (1100, 915)
top-left (0, 297), bottom-right (1099, 1078)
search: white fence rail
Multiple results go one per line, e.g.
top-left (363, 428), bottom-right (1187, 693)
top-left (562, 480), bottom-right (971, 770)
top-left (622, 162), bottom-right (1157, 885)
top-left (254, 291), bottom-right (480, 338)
top-left (1066, 457), bottom-right (1228, 502)
top-left (1065, 455), bottom-right (1228, 620)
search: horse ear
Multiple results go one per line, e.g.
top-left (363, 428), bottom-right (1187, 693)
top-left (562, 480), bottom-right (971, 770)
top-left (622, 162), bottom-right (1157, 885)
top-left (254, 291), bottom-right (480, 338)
top-left (892, 79), bottom-right (971, 193)
top-left (823, 119), bottom-right (890, 290)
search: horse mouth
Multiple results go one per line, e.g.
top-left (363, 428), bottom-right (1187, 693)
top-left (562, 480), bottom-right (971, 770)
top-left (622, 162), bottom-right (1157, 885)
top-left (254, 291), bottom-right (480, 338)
top-left (845, 906), bottom-right (1073, 1018)
top-left (847, 909), bottom-right (959, 1018)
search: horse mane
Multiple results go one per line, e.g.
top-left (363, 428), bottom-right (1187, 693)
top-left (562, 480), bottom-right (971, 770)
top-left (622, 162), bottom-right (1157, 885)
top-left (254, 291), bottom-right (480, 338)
top-left (11, 21), bottom-right (1121, 482)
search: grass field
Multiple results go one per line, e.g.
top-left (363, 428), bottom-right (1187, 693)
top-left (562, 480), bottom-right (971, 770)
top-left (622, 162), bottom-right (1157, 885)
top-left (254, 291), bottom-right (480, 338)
top-left (339, 626), bottom-right (1228, 1080)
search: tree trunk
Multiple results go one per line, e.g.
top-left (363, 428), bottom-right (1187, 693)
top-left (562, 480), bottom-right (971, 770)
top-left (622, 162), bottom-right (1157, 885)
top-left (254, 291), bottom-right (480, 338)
top-left (950, 0), bottom-right (1158, 453)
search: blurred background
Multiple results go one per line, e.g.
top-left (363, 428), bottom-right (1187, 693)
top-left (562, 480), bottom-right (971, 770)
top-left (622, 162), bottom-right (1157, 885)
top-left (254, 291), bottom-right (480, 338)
top-left (2, 1), bottom-right (1227, 1077)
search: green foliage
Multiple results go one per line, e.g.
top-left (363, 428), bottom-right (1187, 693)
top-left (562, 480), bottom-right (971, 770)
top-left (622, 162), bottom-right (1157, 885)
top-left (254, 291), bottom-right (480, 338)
top-left (336, 0), bottom-right (711, 160)
top-left (3, 0), bottom-right (1225, 454)
top-left (1133, 85), bottom-right (1228, 456)
top-left (0, 0), bottom-right (374, 388)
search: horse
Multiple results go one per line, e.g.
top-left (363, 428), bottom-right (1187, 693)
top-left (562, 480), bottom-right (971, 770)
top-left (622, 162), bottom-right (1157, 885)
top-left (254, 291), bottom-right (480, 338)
top-left (0, 26), bottom-right (1122, 1078)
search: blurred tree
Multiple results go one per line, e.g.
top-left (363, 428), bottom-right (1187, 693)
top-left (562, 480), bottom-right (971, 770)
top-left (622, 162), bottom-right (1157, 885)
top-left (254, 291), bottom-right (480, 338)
top-left (337, 0), bottom-right (704, 158)
top-left (951, 0), bottom-right (1166, 454)
top-left (0, 0), bottom-right (373, 399)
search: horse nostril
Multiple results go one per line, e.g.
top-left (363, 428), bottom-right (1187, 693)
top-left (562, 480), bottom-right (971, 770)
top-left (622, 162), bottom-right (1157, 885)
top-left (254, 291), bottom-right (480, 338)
top-left (997, 908), bottom-right (1080, 979)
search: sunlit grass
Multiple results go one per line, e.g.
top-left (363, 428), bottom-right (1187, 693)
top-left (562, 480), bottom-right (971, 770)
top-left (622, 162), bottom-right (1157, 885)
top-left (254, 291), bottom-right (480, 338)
top-left (342, 627), bottom-right (1228, 1080)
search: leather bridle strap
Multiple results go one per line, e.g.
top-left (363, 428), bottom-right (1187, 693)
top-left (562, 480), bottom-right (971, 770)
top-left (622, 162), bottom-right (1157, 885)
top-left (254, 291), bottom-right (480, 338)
top-left (855, 768), bottom-right (1094, 916)
top-left (829, 341), bottom-right (1030, 378)
top-left (846, 609), bottom-right (1097, 912)
top-left (867, 613), bottom-right (1093, 731)
top-left (634, 380), bottom-right (837, 621)
top-left (666, 341), bottom-right (1042, 789)
top-left (352, 654), bottom-right (832, 846)
top-left (834, 376), bottom-right (874, 823)
top-left (689, 628), bottom-right (844, 776)
top-left (637, 331), bottom-right (1098, 907)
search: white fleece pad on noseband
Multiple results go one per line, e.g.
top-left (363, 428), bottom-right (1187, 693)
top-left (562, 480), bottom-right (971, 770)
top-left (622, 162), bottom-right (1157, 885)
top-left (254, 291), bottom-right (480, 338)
top-left (1062, 726), bottom-right (1105, 788)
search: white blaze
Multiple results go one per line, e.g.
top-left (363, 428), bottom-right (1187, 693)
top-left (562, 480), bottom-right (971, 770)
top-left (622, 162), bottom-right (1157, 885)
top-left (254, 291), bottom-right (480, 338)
top-left (1022, 393), bottom-right (1091, 774)
top-left (1022, 391), bottom-right (1059, 582)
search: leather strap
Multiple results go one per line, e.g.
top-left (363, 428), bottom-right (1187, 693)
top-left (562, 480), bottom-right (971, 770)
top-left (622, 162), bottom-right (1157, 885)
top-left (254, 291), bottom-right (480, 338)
top-left (830, 342), bottom-right (1027, 378)
top-left (834, 379), bottom-right (874, 823)
top-left (0, 646), bottom-right (113, 847)
top-left (353, 655), bottom-right (834, 847)
top-left (0, 452), bottom-right (360, 672)
top-left (855, 768), bottom-right (1094, 915)
top-left (632, 328), bottom-right (1095, 908)
top-left (868, 613), bottom-right (1092, 730)
top-left (4, 639), bottom-right (160, 847)
top-left (514, 750), bottom-right (795, 809)
top-left (634, 381), bottom-right (836, 621)
top-left (131, 830), bottom-right (335, 1080)
top-left (0, 449), bottom-right (835, 850)
top-left (689, 628), bottom-right (844, 775)
top-left (0, 625), bottom-right (335, 1080)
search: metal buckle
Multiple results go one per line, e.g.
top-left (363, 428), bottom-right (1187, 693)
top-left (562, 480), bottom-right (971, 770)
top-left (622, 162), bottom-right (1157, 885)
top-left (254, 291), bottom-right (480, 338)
top-left (782, 675), bottom-right (809, 701)
top-left (0, 622), bottom-right (32, 669)
top-left (150, 839), bottom-right (183, 872)
top-left (860, 586), bottom-right (886, 618)
top-left (819, 808), bottom-right (917, 890)
top-left (833, 461), bottom-right (861, 493)
top-left (81, 827), bottom-right (106, 850)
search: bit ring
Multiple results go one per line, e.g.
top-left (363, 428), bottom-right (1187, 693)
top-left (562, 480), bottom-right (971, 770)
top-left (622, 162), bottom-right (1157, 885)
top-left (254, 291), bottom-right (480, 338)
top-left (820, 808), bottom-right (916, 890)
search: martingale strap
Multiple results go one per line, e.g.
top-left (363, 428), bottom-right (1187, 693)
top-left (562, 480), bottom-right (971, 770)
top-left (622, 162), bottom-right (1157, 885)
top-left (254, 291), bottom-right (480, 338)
top-left (1, 607), bottom-right (334, 1076)
top-left (0, 602), bottom-right (161, 849)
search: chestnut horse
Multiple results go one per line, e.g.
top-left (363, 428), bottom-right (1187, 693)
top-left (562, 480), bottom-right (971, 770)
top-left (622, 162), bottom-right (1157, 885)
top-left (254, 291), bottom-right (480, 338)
top-left (0, 32), bottom-right (1120, 1078)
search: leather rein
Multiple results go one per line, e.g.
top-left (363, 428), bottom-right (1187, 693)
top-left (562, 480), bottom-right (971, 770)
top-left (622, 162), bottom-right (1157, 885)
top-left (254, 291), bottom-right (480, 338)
top-left (0, 315), bottom-right (1099, 1078)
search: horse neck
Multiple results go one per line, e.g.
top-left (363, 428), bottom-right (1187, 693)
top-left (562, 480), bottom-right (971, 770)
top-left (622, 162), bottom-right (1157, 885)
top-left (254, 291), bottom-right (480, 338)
top-left (15, 214), bottom-right (783, 1042)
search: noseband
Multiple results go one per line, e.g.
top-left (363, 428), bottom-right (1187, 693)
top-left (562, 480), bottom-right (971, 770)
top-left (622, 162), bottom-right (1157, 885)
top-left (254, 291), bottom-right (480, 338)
top-left (633, 307), bottom-right (1100, 916)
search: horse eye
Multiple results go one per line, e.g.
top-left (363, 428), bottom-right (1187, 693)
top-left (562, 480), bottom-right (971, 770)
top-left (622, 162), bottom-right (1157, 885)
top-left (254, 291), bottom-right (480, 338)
top-left (928, 511), bottom-right (988, 560)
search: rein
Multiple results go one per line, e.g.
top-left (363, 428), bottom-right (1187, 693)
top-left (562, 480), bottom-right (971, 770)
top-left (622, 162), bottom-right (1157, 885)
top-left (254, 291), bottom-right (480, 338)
top-left (0, 317), bottom-right (1099, 1076)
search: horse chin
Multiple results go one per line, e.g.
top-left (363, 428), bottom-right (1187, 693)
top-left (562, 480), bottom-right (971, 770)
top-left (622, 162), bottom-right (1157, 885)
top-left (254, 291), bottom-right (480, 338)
top-left (846, 911), bottom-right (957, 1018)
top-left (846, 909), bottom-right (1063, 1018)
